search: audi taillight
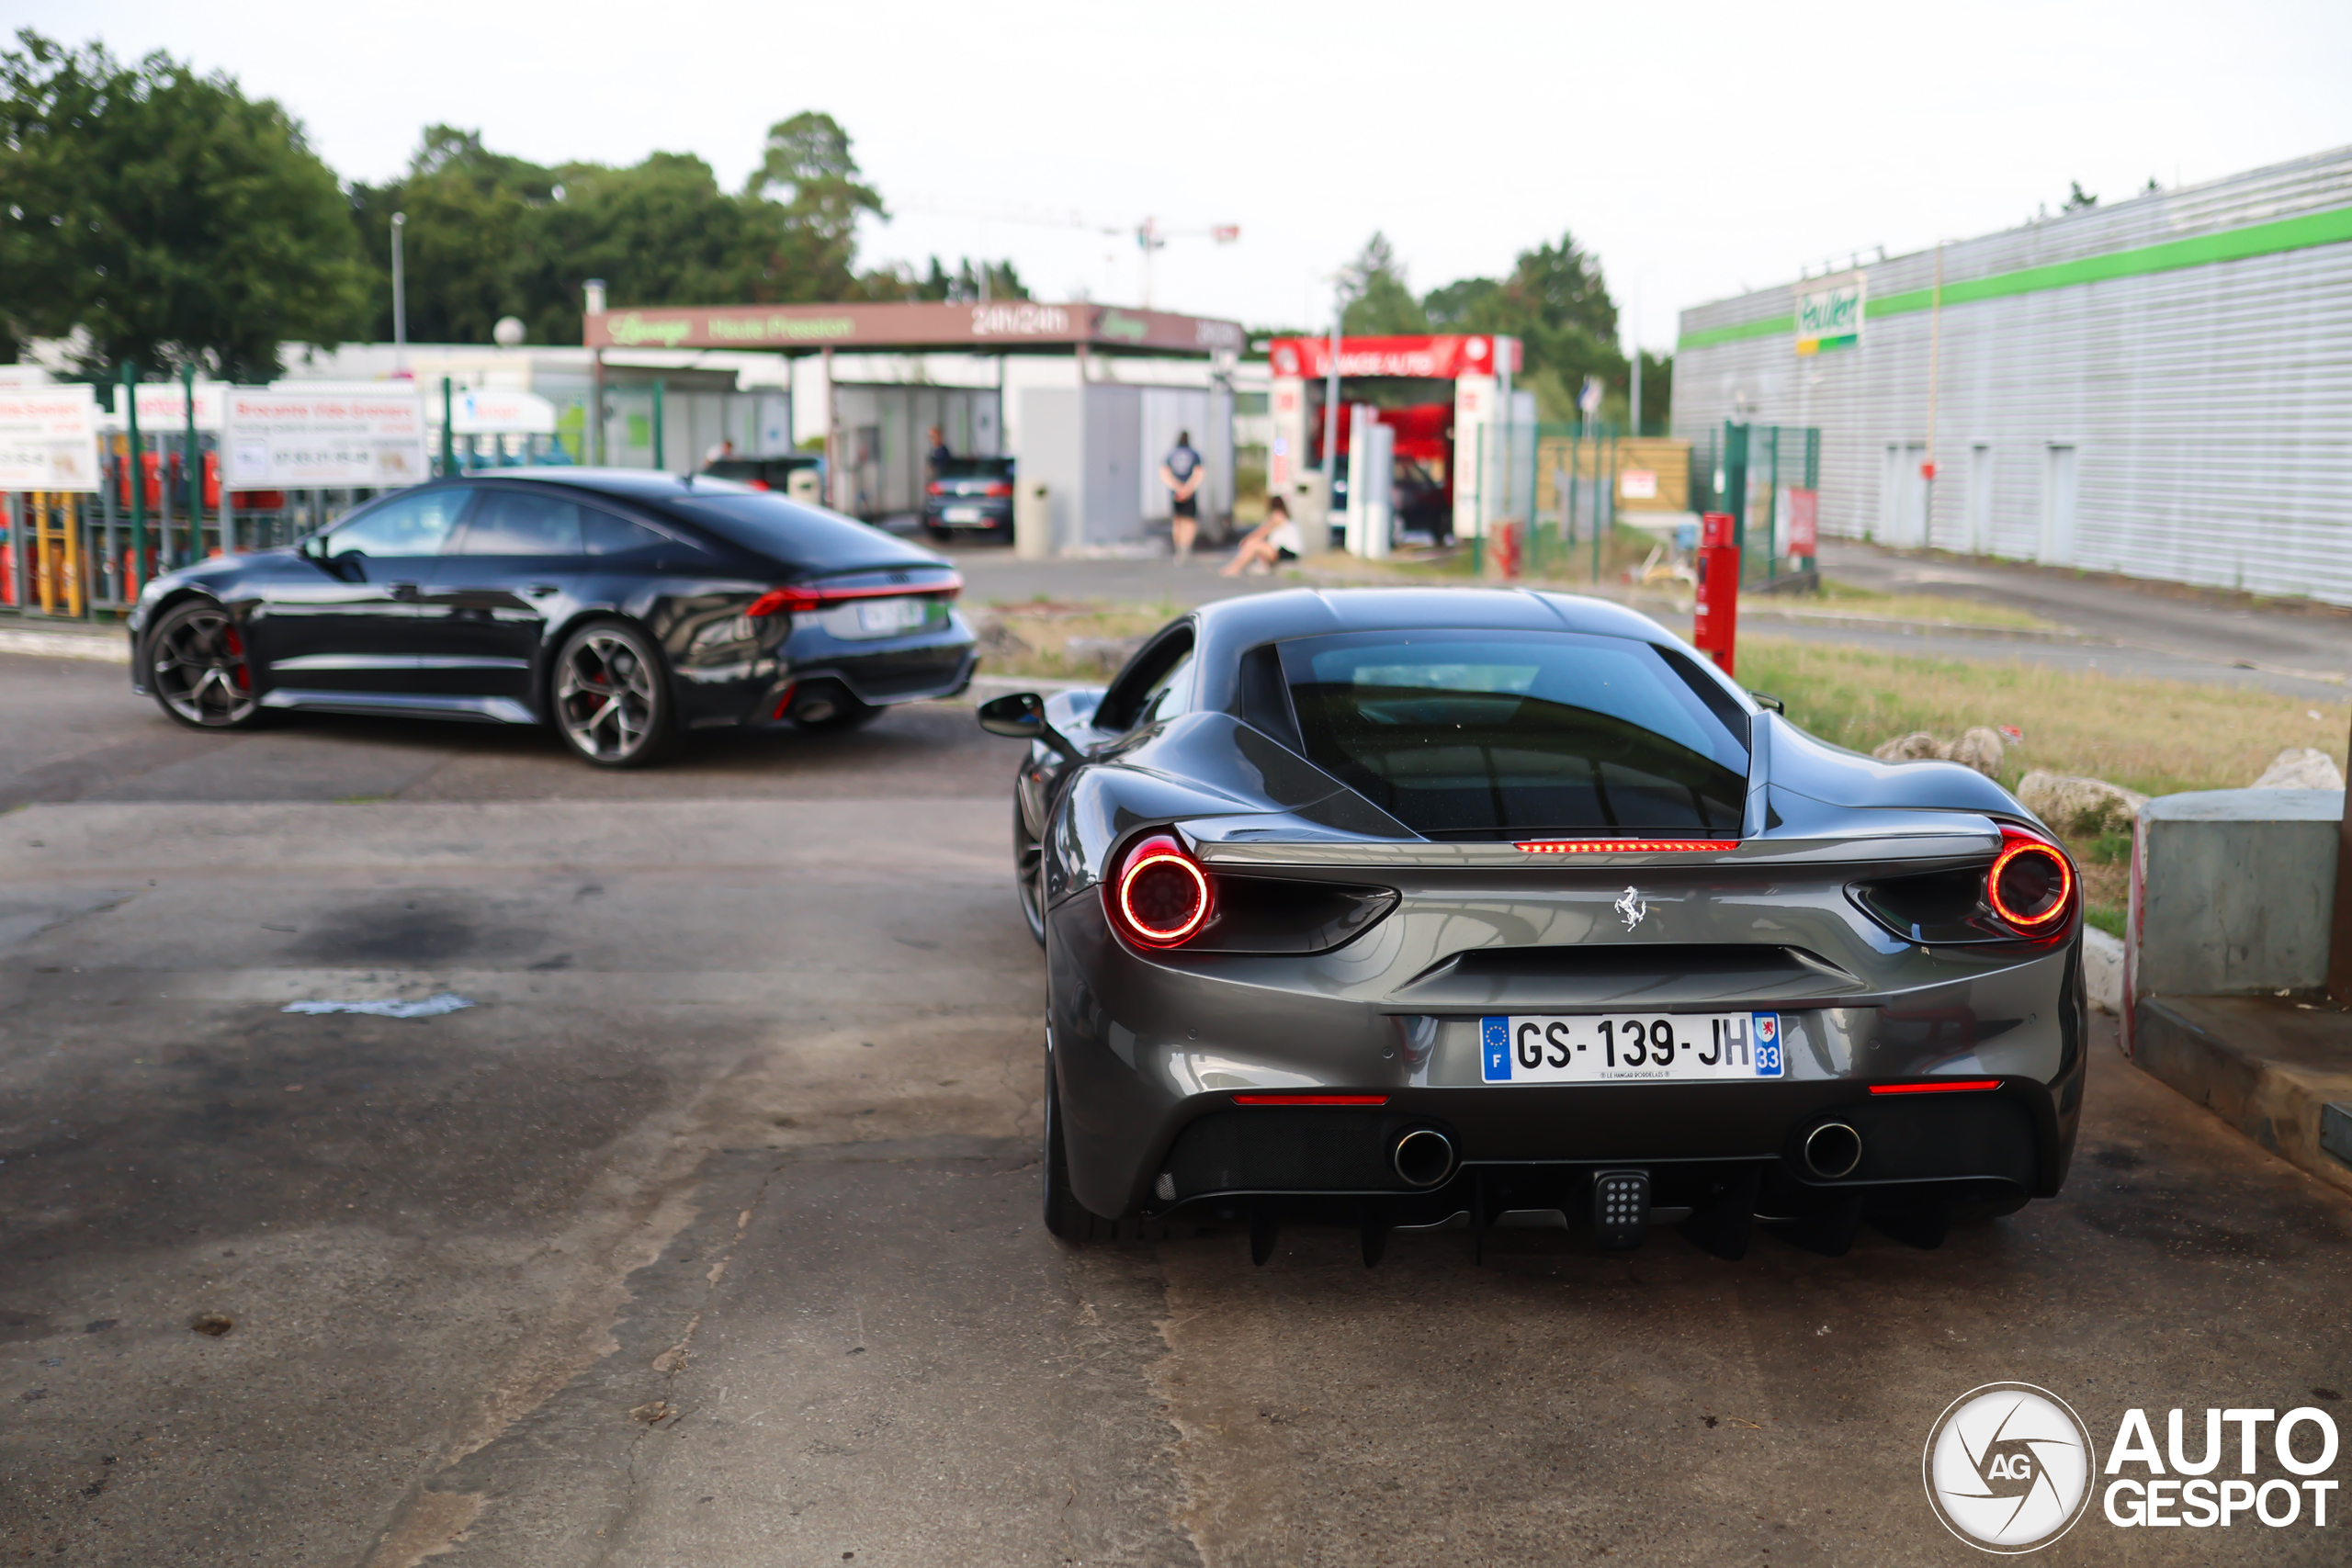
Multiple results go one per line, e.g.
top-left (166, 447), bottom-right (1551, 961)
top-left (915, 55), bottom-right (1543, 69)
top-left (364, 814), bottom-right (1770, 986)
top-left (1109, 834), bottom-right (1211, 947)
top-left (983, 481), bottom-right (1014, 497)
top-left (745, 572), bottom-right (965, 617)
top-left (926, 480), bottom-right (945, 496)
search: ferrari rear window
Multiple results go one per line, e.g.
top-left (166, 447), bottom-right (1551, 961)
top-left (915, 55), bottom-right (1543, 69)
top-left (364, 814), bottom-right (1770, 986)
top-left (1274, 630), bottom-right (1749, 837)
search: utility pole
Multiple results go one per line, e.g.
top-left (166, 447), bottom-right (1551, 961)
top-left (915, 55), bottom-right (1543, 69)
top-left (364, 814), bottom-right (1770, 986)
top-left (1320, 281), bottom-right (1343, 530)
top-left (390, 213), bottom-right (408, 373)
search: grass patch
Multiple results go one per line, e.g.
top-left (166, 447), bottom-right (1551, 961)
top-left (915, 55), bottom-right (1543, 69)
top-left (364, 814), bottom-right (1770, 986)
top-left (1801, 581), bottom-right (2052, 630)
top-left (976, 598), bottom-right (1182, 681)
top-left (1743, 637), bottom-right (2347, 938)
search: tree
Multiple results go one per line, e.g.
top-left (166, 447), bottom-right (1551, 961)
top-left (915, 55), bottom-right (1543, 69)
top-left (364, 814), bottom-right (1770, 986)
top-left (351, 113), bottom-right (895, 345)
top-left (2064, 181), bottom-right (2098, 211)
top-left (1424, 230), bottom-right (1623, 422)
top-left (1339, 231), bottom-right (1427, 335)
top-left (743, 112), bottom-right (885, 302)
top-left (856, 255), bottom-right (1029, 302)
top-left (0, 30), bottom-right (366, 378)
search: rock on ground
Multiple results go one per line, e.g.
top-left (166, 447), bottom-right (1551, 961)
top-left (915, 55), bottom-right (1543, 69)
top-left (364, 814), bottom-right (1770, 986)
top-left (2250, 747), bottom-right (2345, 790)
top-left (1871, 727), bottom-right (2006, 778)
top-left (2016, 771), bottom-right (2149, 836)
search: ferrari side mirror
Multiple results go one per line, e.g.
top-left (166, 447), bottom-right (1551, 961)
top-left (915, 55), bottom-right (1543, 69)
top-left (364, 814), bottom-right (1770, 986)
top-left (1750, 692), bottom-right (1786, 715)
top-left (978, 692), bottom-right (1080, 761)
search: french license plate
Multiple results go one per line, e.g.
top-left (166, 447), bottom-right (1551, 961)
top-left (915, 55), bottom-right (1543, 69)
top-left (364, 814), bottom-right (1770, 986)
top-left (1480, 1013), bottom-right (1784, 1084)
top-left (941, 505), bottom-right (985, 523)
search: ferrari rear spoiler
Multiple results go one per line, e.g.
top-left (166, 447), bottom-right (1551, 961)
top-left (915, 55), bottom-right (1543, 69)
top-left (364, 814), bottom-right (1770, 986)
top-left (1182, 812), bottom-right (2003, 871)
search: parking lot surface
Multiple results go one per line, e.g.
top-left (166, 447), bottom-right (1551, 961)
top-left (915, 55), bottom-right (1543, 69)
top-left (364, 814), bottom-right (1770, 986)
top-left (2, 659), bottom-right (2348, 1565)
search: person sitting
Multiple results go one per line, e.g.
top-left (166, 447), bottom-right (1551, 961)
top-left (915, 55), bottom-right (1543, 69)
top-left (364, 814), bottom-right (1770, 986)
top-left (1220, 494), bottom-right (1304, 577)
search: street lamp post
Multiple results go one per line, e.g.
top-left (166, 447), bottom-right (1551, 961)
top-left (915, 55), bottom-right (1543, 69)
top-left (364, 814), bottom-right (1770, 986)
top-left (391, 213), bottom-right (408, 374)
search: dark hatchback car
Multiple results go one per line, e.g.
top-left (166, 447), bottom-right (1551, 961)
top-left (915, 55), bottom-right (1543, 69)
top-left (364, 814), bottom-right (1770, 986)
top-left (922, 456), bottom-right (1016, 543)
top-left (126, 469), bottom-right (977, 767)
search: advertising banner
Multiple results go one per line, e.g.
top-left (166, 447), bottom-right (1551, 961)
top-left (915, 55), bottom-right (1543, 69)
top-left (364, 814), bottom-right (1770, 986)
top-left (584, 300), bottom-right (1244, 355)
top-left (222, 389), bottom-right (428, 488)
top-left (1795, 273), bottom-right (1865, 355)
top-left (97, 383), bottom-right (227, 433)
top-left (1265, 334), bottom-right (1522, 380)
top-left (0, 384), bottom-right (102, 491)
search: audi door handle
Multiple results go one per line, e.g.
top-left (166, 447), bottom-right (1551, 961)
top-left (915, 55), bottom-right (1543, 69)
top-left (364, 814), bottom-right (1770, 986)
top-left (389, 581), bottom-right (421, 601)
top-left (523, 583), bottom-right (561, 598)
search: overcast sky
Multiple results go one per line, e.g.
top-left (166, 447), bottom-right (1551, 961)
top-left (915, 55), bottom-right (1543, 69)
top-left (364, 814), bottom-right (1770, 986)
top-left (24, 0), bottom-right (2352, 351)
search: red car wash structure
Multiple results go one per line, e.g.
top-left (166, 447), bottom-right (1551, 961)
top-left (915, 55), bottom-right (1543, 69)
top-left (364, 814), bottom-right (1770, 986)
top-left (1264, 333), bottom-right (1523, 547)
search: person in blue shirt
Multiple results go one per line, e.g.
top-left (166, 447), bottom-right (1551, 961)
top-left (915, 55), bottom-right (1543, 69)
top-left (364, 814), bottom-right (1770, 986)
top-left (1159, 431), bottom-right (1204, 563)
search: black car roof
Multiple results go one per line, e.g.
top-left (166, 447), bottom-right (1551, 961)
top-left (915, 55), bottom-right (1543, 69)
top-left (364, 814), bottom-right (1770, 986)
top-left (1195, 585), bottom-right (1678, 644)
top-left (1188, 586), bottom-right (1739, 722)
top-left (453, 468), bottom-right (761, 501)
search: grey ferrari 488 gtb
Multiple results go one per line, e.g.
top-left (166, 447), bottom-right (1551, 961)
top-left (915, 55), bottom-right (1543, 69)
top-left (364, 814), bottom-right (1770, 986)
top-left (978, 588), bottom-right (2086, 1264)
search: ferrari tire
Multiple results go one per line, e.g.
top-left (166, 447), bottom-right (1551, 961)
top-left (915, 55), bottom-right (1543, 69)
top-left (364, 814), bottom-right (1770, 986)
top-left (1014, 796), bottom-right (1046, 948)
top-left (1044, 1052), bottom-right (1118, 1243)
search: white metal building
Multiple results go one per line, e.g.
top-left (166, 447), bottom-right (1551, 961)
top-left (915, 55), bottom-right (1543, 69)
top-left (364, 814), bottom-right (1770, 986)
top-left (1673, 145), bottom-right (2352, 604)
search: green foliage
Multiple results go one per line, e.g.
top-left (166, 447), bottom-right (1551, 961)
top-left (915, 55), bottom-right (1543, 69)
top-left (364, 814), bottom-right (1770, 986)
top-left (1424, 230), bottom-right (1623, 421)
top-left (0, 30), bottom-right (366, 378)
top-left (857, 254), bottom-right (1031, 303)
top-left (1339, 232), bottom-right (1428, 335)
top-left (2064, 181), bottom-right (2098, 211)
top-left (349, 111), bottom-right (897, 345)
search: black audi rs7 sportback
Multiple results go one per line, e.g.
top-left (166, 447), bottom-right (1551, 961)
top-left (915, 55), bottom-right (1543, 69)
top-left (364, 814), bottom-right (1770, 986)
top-left (127, 470), bottom-right (977, 766)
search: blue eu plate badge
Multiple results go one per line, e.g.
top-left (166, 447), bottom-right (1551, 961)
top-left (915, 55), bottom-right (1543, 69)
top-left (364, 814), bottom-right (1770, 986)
top-left (1480, 1012), bottom-right (1786, 1083)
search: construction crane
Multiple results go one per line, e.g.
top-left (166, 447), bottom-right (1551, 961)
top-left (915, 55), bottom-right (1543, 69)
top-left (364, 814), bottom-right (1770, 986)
top-left (895, 203), bottom-right (1239, 307)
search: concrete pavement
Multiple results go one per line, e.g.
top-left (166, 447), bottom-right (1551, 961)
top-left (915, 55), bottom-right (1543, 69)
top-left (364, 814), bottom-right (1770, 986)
top-left (3, 671), bottom-right (2350, 1563)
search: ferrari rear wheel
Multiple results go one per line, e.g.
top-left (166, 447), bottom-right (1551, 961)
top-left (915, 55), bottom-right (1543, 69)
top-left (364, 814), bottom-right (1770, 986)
top-left (1014, 798), bottom-right (1046, 947)
top-left (1043, 1052), bottom-right (1117, 1243)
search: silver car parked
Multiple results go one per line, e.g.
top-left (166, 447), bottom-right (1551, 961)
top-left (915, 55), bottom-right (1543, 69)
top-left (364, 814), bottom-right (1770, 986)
top-left (979, 589), bottom-right (2086, 1265)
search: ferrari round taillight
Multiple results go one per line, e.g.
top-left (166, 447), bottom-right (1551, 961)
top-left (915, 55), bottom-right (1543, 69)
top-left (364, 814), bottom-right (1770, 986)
top-left (1113, 834), bottom-right (1210, 947)
top-left (1987, 829), bottom-right (2073, 931)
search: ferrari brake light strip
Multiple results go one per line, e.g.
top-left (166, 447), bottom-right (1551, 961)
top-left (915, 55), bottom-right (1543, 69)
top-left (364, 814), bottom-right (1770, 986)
top-left (1867, 1079), bottom-right (2001, 1095)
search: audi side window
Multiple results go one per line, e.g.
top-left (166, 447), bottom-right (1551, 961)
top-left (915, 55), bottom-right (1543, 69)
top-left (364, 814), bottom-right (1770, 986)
top-left (321, 487), bottom-right (474, 560)
top-left (582, 510), bottom-right (673, 557)
top-left (458, 491), bottom-right (583, 555)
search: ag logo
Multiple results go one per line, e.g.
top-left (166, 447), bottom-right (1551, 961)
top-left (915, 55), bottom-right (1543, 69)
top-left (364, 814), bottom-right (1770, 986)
top-left (1924, 1383), bottom-right (2096, 1553)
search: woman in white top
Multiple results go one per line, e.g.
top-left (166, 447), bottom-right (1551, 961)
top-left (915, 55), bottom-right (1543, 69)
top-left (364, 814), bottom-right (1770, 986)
top-left (1219, 494), bottom-right (1304, 577)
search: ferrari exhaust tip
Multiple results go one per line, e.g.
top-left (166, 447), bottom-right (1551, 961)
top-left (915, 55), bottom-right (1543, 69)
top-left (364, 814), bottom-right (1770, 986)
top-left (1804, 1122), bottom-right (1863, 1180)
top-left (1392, 1128), bottom-right (1455, 1189)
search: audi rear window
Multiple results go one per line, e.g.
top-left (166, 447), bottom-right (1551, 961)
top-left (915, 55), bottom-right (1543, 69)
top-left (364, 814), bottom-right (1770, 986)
top-left (664, 493), bottom-right (944, 574)
top-left (1274, 630), bottom-right (1749, 838)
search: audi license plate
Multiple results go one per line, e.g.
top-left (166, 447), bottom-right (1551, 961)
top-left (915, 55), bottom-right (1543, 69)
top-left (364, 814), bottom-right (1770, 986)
top-left (941, 505), bottom-right (985, 524)
top-left (1481, 1013), bottom-right (1784, 1084)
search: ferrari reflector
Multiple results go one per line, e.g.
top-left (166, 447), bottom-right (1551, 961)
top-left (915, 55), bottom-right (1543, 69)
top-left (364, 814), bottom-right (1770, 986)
top-left (1514, 839), bottom-right (1733, 854)
top-left (1868, 1079), bottom-right (2001, 1096)
top-left (1229, 1094), bottom-right (1391, 1106)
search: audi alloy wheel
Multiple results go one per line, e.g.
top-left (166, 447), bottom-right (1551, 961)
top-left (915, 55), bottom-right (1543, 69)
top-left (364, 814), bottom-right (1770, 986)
top-left (148, 601), bottom-right (263, 730)
top-left (553, 621), bottom-right (673, 767)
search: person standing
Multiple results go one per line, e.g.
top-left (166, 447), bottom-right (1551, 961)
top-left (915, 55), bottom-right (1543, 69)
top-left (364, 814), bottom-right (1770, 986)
top-left (1160, 430), bottom-right (1204, 562)
top-left (926, 424), bottom-right (954, 475)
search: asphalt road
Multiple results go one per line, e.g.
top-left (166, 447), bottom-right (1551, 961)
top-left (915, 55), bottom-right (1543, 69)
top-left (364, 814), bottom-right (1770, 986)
top-left (2, 660), bottom-right (2349, 1565)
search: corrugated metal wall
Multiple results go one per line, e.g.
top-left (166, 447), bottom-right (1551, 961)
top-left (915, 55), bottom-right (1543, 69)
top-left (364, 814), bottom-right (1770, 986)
top-left (1673, 146), bottom-right (2352, 604)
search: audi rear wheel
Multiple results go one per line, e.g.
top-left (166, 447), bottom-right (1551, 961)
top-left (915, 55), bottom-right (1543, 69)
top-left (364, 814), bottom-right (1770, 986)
top-left (553, 621), bottom-right (673, 767)
top-left (147, 601), bottom-right (265, 730)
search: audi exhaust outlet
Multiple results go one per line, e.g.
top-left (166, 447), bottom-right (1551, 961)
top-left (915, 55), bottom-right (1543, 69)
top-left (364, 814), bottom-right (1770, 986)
top-left (1391, 1128), bottom-right (1455, 1188)
top-left (1804, 1122), bottom-right (1863, 1179)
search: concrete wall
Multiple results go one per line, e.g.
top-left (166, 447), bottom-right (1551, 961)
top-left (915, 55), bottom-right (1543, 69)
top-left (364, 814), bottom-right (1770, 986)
top-left (2124, 789), bottom-right (2344, 1044)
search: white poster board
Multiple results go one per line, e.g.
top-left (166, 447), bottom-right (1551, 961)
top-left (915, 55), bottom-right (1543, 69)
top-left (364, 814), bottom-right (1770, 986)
top-left (0, 384), bottom-right (102, 491)
top-left (98, 383), bottom-right (227, 433)
top-left (432, 389), bottom-right (558, 435)
top-left (222, 389), bottom-right (428, 488)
